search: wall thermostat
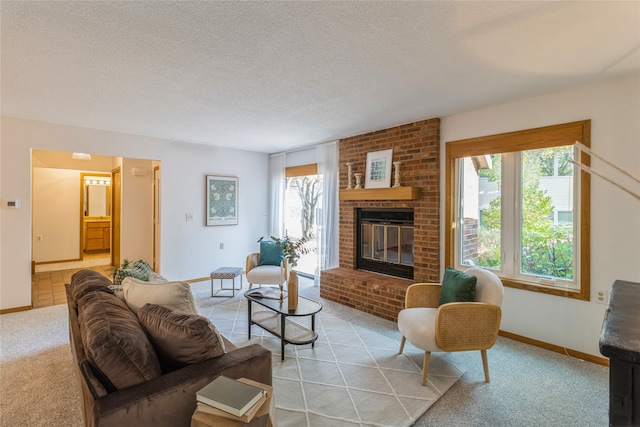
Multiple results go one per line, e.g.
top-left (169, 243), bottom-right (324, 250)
top-left (4, 199), bottom-right (21, 209)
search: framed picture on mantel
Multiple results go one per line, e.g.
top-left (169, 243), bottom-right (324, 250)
top-left (206, 175), bottom-right (238, 226)
top-left (365, 149), bottom-right (393, 188)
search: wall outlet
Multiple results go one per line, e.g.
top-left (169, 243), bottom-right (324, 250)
top-left (219, 243), bottom-right (224, 250)
top-left (185, 213), bottom-right (193, 222)
top-left (595, 289), bottom-right (609, 305)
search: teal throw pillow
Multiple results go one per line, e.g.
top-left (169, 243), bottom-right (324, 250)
top-left (258, 240), bottom-right (284, 266)
top-left (439, 267), bottom-right (477, 305)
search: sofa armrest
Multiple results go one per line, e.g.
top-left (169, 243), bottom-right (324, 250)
top-left (92, 344), bottom-right (272, 427)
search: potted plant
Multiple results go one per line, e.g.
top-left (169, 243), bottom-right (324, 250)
top-left (270, 234), bottom-right (313, 310)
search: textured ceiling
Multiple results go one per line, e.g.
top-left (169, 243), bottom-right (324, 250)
top-left (2, 1), bottom-right (639, 153)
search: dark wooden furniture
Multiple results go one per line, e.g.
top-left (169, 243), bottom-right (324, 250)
top-left (245, 291), bottom-right (322, 360)
top-left (600, 280), bottom-right (640, 426)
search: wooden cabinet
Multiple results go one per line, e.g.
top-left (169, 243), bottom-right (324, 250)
top-left (84, 220), bottom-right (110, 252)
top-left (600, 280), bottom-right (640, 426)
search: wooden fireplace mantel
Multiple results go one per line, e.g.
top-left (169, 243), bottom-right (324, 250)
top-left (339, 186), bottom-right (421, 201)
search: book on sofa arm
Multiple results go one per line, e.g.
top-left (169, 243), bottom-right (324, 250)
top-left (196, 375), bottom-right (266, 417)
top-left (246, 288), bottom-right (283, 300)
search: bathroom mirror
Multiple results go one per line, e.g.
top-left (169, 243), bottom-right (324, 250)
top-left (81, 173), bottom-right (112, 217)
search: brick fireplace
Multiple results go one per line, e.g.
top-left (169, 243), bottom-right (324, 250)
top-left (320, 118), bottom-right (440, 321)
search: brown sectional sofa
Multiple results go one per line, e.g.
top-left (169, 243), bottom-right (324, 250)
top-left (65, 270), bottom-right (272, 427)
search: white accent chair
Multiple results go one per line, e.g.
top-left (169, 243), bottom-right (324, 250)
top-left (397, 267), bottom-right (504, 385)
top-left (245, 253), bottom-right (288, 290)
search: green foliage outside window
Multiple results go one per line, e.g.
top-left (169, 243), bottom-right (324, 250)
top-left (477, 148), bottom-right (574, 279)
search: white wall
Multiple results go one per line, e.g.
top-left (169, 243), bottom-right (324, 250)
top-left (285, 147), bottom-right (317, 167)
top-left (0, 117), bottom-right (269, 310)
top-left (32, 168), bottom-right (80, 262)
top-left (441, 73), bottom-right (640, 358)
top-left (120, 158), bottom-right (154, 263)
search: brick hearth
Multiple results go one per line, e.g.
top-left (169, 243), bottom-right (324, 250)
top-left (320, 118), bottom-right (440, 321)
top-left (321, 268), bottom-right (412, 322)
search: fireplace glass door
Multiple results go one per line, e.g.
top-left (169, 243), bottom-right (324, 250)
top-left (361, 224), bottom-right (413, 267)
top-left (357, 208), bottom-right (414, 279)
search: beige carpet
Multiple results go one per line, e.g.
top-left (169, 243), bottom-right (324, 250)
top-left (0, 304), bottom-right (82, 426)
top-left (205, 297), bottom-right (464, 427)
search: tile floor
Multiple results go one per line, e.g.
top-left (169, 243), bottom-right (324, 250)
top-left (32, 254), bottom-right (112, 309)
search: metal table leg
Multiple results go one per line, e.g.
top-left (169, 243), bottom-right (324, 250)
top-left (247, 299), bottom-right (252, 339)
top-left (280, 313), bottom-right (286, 360)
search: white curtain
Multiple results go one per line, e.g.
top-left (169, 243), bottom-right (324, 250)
top-left (315, 141), bottom-right (339, 286)
top-left (269, 153), bottom-right (286, 238)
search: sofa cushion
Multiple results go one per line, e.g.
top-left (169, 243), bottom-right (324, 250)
top-left (109, 272), bottom-right (169, 301)
top-left (397, 307), bottom-right (439, 351)
top-left (258, 240), bottom-right (283, 266)
top-left (122, 277), bottom-right (198, 315)
top-left (138, 303), bottom-right (226, 368)
top-left (77, 291), bottom-right (161, 391)
top-left (70, 270), bottom-right (114, 308)
top-left (113, 259), bottom-right (153, 286)
top-left (439, 267), bottom-right (477, 305)
top-left (246, 265), bottom-right (285, 285)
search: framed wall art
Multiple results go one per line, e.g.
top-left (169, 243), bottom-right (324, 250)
top-left (365, 149), bottom-right (393, 188)
top-left (206, 175), bottom-right (238, 226)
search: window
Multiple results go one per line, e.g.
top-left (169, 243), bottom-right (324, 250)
top-left (284, 163), bottom-right (320, 277)
top-left (557, 211), bottom-right (573, 225)
top-left (445, 121), bottom-right (591, 300)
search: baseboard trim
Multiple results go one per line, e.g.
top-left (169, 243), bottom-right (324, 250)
top-left (34, 258), bottom-right (82, 265)
top-left (185, 277), bottom-right (210, 284)
top-left (1, 305), bottom-right (32, 315)
top-left (499, 330), bottom-right (609, 366)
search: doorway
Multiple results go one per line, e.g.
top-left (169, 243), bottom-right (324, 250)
top-left (32, 152), bottom-right (116, 274)
top-left (31, 150), bottom-right (158, 275)
top-left (284, 164), bottom-right (320, 278)
top-left (80, 172), bottom-right (112, 267)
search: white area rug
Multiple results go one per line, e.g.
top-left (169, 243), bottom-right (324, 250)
top-left (204, 298), bottom-right (464, 427)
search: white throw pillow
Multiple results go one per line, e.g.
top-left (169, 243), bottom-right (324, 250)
top-left (147, 272), bottom-right (169, 283)
top-left (122, 277), bottom-right (198, 315)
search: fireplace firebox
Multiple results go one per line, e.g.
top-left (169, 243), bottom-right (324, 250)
top-left (356, 208), bottom-right (414, 280)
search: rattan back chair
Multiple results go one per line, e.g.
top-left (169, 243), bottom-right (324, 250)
top-left (397, 267), bottom-right (504, 385)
